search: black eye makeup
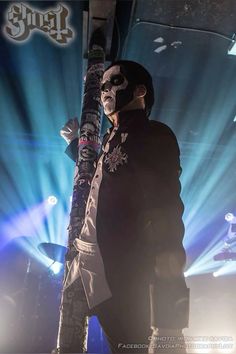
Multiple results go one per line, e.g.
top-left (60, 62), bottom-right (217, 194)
top-left (110, 74), bottom-right (124, 86)
top-left (101, 74), bottom-right (125, 91)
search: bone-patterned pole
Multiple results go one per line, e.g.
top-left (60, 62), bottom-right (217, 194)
top-left (55, 35), bottom-right (105, 353)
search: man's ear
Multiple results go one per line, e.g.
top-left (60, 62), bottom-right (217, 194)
top-left (134, 85), bottom-right (147, 98)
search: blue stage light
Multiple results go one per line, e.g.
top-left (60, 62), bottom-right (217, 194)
top-left (47, 196), bottom-right (58, 205)
top-left (225, 213), bottom-right (234, 222)
top-left (51, 262), bottom-right (63, 275)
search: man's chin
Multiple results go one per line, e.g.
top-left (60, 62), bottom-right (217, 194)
top-left (104, 108), bottom-right (118, 117)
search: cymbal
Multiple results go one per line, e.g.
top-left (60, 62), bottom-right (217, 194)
top-left (214, 252), bottom-right (236, 261)
top-left (38, 242), bottom-right (67, 264)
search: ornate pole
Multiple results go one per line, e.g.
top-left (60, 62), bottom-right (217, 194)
top-left (56, 30), bottom-right (106, 353)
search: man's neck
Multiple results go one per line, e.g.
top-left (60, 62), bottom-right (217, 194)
top-left (108, 98), bottom-right (146, 127)
top-left (107, 109), bottom-right (148, 132)
top-left (109, 112), bottom-right (119, 127)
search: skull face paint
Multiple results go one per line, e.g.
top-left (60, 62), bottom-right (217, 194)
top-left (80, 122), bottom-right (96, 141)
top-left (101, 65), bottom-right (135, 116)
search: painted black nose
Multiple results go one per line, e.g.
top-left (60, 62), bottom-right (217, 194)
top-left (101, 81), bottom-right (113, 92)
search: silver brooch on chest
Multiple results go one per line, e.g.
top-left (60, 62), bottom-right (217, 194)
top-left (121, 133), bottom-right (128, 143)
top-left (104, 145), bottom-right (128, 172)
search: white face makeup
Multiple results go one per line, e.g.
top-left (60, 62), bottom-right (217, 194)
top-left (100, 65), bottom-right (129, 116)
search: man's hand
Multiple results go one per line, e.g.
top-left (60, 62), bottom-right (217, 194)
top-left (60, 118), bottom-right (79, 145)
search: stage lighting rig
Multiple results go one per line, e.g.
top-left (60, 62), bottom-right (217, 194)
top-left (224, 212), bottom-right (236, 248)
top-left (225, 213), bottom-right (234, 222)
top-left (214, 212), bottom-right (236, 261)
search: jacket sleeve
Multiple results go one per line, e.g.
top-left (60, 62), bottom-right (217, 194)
top-left (133, 122), bottom-right (189, 329)
top-left (65, 138), bottom-right (78, 162)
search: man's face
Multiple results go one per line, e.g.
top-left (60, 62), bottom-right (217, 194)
top-left (100, 65), bottom-right (134, 116)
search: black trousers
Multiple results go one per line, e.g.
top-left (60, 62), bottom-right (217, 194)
top-left (92, 283), bottom-right (151, 353)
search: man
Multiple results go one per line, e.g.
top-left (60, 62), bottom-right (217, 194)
top-left (61, 60), bottom-right (189, 353)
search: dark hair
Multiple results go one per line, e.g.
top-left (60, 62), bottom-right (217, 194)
top-left (105, 60), bottom-right (154, 117)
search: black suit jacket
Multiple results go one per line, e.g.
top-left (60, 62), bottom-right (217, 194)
top-left (66, 109), bottom-right (189, 329)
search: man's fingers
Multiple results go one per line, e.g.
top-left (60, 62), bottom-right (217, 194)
top-left (63, 118), bottom-right (79, 130)
top-left (61, 118), bottom-right (79, 131)
top-left (60, 118), bottom-right (79, 144)
top-left (60, 128), bottom-right (72, 136)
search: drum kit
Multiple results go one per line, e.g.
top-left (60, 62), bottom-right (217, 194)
top-left (38, 242), bottom-right (67, 265)
top-left (0, 240), bottom-right (68, 352)
top-left (214, 224), bottom-right (236, 262)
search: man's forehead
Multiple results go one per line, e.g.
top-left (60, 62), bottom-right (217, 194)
top-left (102, 65), bottom-right (122, 82)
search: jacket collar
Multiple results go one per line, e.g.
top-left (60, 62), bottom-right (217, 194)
top-left (107, 109), bottom-right (149, 134)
